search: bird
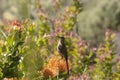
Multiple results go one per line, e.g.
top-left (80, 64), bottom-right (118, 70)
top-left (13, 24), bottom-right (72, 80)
top-left (57, 36), bottom-right (69, 75)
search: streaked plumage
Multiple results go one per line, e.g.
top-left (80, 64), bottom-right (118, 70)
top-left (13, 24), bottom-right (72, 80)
top-left (57, 37), bottom-right (69, 75)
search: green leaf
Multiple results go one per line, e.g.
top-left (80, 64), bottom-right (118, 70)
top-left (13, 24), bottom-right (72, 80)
top-left (0, 29), bottom-right (7, 39)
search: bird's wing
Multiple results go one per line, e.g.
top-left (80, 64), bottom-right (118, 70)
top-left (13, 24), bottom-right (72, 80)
top-left (58, 44), bottom-right (68, 57)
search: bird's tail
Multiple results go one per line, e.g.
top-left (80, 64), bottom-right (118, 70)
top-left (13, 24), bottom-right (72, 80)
top-left (65, 58), bottom-right (69, 75)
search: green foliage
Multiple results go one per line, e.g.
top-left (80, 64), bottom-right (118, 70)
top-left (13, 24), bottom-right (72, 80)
top-left (0, 29), bottom-right (25, 78)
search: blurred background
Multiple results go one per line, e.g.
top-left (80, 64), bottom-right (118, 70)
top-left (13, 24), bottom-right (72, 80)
top-left (0, 0), bottom-right (120, 79)
top-left (0, 0), bottom-right (120, 52)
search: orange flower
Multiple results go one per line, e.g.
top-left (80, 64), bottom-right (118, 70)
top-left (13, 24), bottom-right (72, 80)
top-left (48, 57), bottom-right (59, 68)
top-left (42, 57), bottom-right (59, 77)
top-left (42, 65), bottom-right (58, 78)
top-left (9, 20), bottom-right (24, 32)
top-left (58, 59), bottom-right (71, 72)
top-left (41, 57), bottom-right (72, 77)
